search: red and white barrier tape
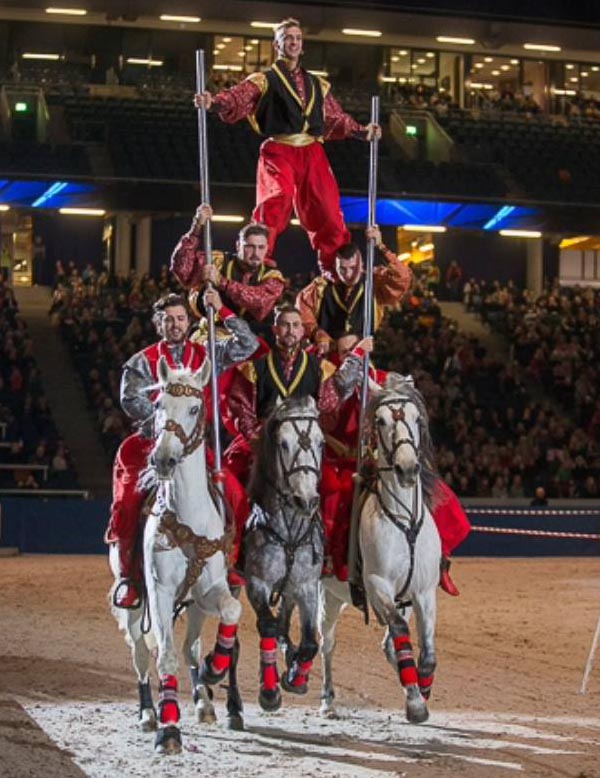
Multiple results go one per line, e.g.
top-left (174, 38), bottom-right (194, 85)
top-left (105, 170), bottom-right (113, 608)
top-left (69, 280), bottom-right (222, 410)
top-left (471, 525), bottom-right (600, 540)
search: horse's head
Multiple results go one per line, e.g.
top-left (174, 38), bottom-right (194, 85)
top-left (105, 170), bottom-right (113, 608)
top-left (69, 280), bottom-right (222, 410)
top-left (371, 374), bottom-right (425, 489)
top-left (266, 396), bottom-right (324, 516)
top-left (150, 356), bottom-right (211, 479)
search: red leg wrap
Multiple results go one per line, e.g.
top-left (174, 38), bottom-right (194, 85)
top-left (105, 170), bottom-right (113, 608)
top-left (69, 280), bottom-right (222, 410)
top-left (158, 674), bottom-right (179, 725)
top-left (210, 623), bottom-right (237, 674)
top-left (419, 673), bottom-right (435, 700)
top-left (290, 660), bottom-right (312, 687)
top-left (393, 635), bottom-right (418, 687)
top-left (260, 637), bottom-right (278, 691)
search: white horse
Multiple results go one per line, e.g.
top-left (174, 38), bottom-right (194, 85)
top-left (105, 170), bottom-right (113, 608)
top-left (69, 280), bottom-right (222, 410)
top-left (110, 357), bottom-right (241, 754)
top-left (319, 374), bottom-right (441, 723)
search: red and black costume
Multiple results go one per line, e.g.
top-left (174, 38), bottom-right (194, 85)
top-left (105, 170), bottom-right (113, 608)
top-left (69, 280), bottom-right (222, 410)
top-left (209, 59), bottom-right (367, 275)
top-left (297, 246), bottom-right (412, 348)
top-left (106, 307), bottom-right (259, 600)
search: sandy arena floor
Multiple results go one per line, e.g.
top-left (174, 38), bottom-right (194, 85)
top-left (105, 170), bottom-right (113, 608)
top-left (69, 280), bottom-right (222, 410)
top-left (1, 555), bottom-right (599, 778)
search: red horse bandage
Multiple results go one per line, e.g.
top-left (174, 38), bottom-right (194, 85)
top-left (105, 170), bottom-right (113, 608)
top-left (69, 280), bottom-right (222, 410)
top-left (260, 636), bottom-right (278, 691)
top-left (158, 674), bottom-right (179, 725)
top-left (210, 623), bottom-right (237, 674)
top-left (393, 634), bottom-right (418, 686)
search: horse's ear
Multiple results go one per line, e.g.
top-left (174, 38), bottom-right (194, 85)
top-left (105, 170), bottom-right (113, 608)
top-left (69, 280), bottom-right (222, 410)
top-left (157, 356), bottom-right (170, 384)
top-left (368, 377), bottom-right (382, 395)
top-left (385, 372), bottom-right (414, 392)
top-left (195, 356), bottom-right (211, 388)
top-left (274, 395), bottom-right (283, 407)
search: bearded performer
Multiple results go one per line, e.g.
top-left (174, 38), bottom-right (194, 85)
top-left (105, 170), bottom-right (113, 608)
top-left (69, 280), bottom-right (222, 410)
top-left (223, 304), bottom-right (372, 485)
top-left (297, 225), bottom-right (412, 354)
top-left (106, 290), bottom-right (258, 608)
top-left (321, 333), bottom-right (470, 595)
top-left (194, 17), bottom-right (380, 276)
top-left (171, 203), bottom-right (284, 340)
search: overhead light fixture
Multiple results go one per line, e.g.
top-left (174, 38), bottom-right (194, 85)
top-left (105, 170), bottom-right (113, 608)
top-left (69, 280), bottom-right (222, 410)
top-left (523, 43), bottom-right (561, 52)
top-left (417, 58), bottom-right (426, 64)
top-left (436, 36), bottom-right (475, 45)
top-left (398, 252), bottom-right (411, 261)
top-left (510, 59), bottom-right (519, 65)
top-left (582, 71), bottom-right (589, 77)
top-left (244, 45), bottom-right (253, 51)
top-left (484, 57), bottom-right (493, 63)
top-left (127, 58), bottom-right (163, 67)
top-left (381, 76), bottom-right (397, 83)
top-left (159, 14), bottom-right (201, 23)
top-left (475, 62), bottom-right (484, 69)
top-left (501, 65), bottom-right (510, 71)
top-left (59, 207), bottom-right (106, 216)
top-left (250, 39), bottom-right (259, 45)
top-left (342, 28), bottom-right (382, 38)
top-left (216, 43), bottom-right (226, 49)
top-left (45, 7), bottom-right (87, 15)
top-left (290, 218), bottom-right (300, 226)
top-left (492, 70), bottom-right (500, 76)
top-left (419, 243), bottom-right (435, 252)
top-left (426, 52), bottom-right (435, 58)
top-left (250, 21), bottom-right (277, 29)
top-left (470, 82), bottom-right (494, 89)
top-left (213, 49), bottom-right (219, 55)
top-left (593, 66), bottom-right (600, 72)
top-left (499, 229), bottom-right (542, 238)
top-left (554, 88), bottom-right (576, 95)
top-left (237, 52), bottom-right (246, 57)
top-left (212, 64), bottom-right (243, 71)
top-left (402, 224), bottom-right (447, 233)
top-left (399, 50), bottom-right (408, 55)
top-left (570, 77), bottom-right (579, 82)
top-left (391, 56), bottom-right (399, 62)
top-left (22, 52), bottom-right (60, 60)
top-left (565, 63), bottom-right (575, 70)
top-left (222, 37), bottom-right (232, 43)
top-left (212, 214), bottom-right (244, 223)
top-left (0, 205), bottom-right (9, 211)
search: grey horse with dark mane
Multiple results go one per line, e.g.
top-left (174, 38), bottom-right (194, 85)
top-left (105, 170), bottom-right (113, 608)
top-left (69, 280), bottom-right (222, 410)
top-left (243, 394), bottom-right (325, 711)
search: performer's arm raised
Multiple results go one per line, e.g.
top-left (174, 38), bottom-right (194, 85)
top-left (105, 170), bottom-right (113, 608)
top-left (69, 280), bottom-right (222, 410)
top-left (170, 203), bottom-right (214, 288)
top-left (367, 225), bottom-right (413, 306)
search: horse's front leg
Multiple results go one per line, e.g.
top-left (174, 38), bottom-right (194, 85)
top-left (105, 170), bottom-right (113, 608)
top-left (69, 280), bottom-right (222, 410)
top-left (277, 595), bottom-right (296, 668)
top-left (246, 577), bottom-right (282, 712)
top-left (198, 577), bottom-right (242, 688)
top-left (318, 580), bottom-right (347, 716)
top-left (412, 588), bottom-right (437, 703)
top-left (366, 573), bottom-right (428, 724)
top-left (282, 579), bottom-right (320, 696)
top-left (182, 602), bottom-right (216, 725)
top-left (147, 577), bottom-right (183, 754)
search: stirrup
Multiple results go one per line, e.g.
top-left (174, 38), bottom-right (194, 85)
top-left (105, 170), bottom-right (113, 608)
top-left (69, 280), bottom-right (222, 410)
top-left (113, 578), bottom-right (142, 609)
top-left (439, 557), bottom-right (460, 597)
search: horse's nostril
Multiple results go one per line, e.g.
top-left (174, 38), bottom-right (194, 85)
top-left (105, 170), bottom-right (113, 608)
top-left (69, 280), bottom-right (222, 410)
top-left (168, 457), bottom-right (177, 469)
top-left (309, 496), bottom-right (320, 512)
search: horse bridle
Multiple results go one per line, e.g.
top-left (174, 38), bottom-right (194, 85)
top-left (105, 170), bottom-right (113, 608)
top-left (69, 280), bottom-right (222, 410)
top-left (374, 397), bottom-right (420, 475)
top-left (158, 381), bottom-right (206, 458)
top-left (271, 412), bottom-right (322, 502)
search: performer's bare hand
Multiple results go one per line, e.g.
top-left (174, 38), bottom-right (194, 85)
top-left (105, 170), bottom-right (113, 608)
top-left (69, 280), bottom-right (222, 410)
top-left (365, 123), bottom-right (382, 141)
top-left (194, 91), bottom-right (213, 110)
top-left (203, 287), bottom-right (222, 311)
top-left (316, 337), bottom-right (331, 357)
top-left (355, 336), bottom-right (374, 354)
top-left (201, 264), bottom-right (221, 286)
top-left (366, 225), bottom-right (382, 245)
top-left (191, 203), bottom-right (213, 233)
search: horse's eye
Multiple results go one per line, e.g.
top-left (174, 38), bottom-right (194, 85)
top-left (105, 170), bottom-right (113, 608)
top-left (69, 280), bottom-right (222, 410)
top-left (281, 440), bottom-right (289, 451)
top-left (189, 405), bottom-right (199, 416)
top-left (377, 416), bottom-right (385, 426)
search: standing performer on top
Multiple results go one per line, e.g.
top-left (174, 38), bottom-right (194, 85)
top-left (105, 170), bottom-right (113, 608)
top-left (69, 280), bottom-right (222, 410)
top-left (194, 17), bottom-right (381, 276)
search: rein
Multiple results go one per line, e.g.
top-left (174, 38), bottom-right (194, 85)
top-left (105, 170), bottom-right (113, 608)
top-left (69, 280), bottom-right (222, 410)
top-left (373, 396), bottom-right (425, 604)
top-left (161, 381), bottom-right (206, 457)
top-left (254, 410), bottom-right (323, 608)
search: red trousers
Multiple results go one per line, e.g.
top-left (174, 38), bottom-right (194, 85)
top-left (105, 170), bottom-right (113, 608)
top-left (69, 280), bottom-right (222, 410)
top-left (106, 433), bottom-right (249, 577)
top-left (253, 140), bottom-right (350, 276)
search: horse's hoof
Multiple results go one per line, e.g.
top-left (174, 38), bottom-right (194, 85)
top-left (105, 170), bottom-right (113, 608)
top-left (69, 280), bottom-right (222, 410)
top-left (258, 686), bottom-right (281, 712)
top-left (154, 725), bottom-right (182, 755)
top-left (281, 673), bottom-right (308, 695)
top-left (139, 708), bottom-right (157, 732)
top-left (319, 701), bottom-right (340, 719)
top-left (227, 714), bottom-right (244, 731)
top-left (406, 701), bottom-right (429, 724)
top-left (196, 705), bottom-right (217, 725)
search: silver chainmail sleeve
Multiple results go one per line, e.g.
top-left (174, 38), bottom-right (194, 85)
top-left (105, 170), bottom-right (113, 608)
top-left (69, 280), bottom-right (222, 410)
top-left (120, 352), bottom-right (155, 436)
top-left (214, 315), bottom-right (259, 373)
top-left (332, 353), bottom-right (363, 401)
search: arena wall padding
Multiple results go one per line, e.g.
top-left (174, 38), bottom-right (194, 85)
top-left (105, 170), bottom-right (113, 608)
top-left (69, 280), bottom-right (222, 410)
top-left (1, 499), bottom-right (599, 557)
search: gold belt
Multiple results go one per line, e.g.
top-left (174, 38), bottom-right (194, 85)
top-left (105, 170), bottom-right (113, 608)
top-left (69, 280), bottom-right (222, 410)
top-left (269, 133), bottom-right (323, 147)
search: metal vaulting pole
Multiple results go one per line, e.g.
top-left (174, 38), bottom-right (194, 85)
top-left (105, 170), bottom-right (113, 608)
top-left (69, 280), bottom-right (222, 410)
top-left (347, 95), bottom-right (379, 586)
top-left (195, 50), bottom-right (224, 504)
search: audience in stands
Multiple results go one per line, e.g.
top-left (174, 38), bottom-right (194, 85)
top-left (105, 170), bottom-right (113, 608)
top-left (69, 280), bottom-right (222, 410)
top-left (0, 280), bottom-right (77, 489)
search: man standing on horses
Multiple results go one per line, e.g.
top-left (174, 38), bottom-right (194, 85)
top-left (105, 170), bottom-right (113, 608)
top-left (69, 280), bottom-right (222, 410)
top-left (193, 17), bottom-right (380, 275)
top-left (170, 204), bottom-right (285, 339)
top-left (106, 290), bottom-right (258, 608)
top-left (320, 332), bottom-right (470, 595)
top-left (297, 225), bottom-right (412, 354)
top-left (223, 303), bottom-right (372, 484)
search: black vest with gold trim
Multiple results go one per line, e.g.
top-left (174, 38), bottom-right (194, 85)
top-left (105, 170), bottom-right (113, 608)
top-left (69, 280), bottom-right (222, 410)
top-left (318, 280), bottom-right (365, 336)
top-left (255, 349), bottom-right (321, 419)
top-left (252, 61), bottom-right (324, 137)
